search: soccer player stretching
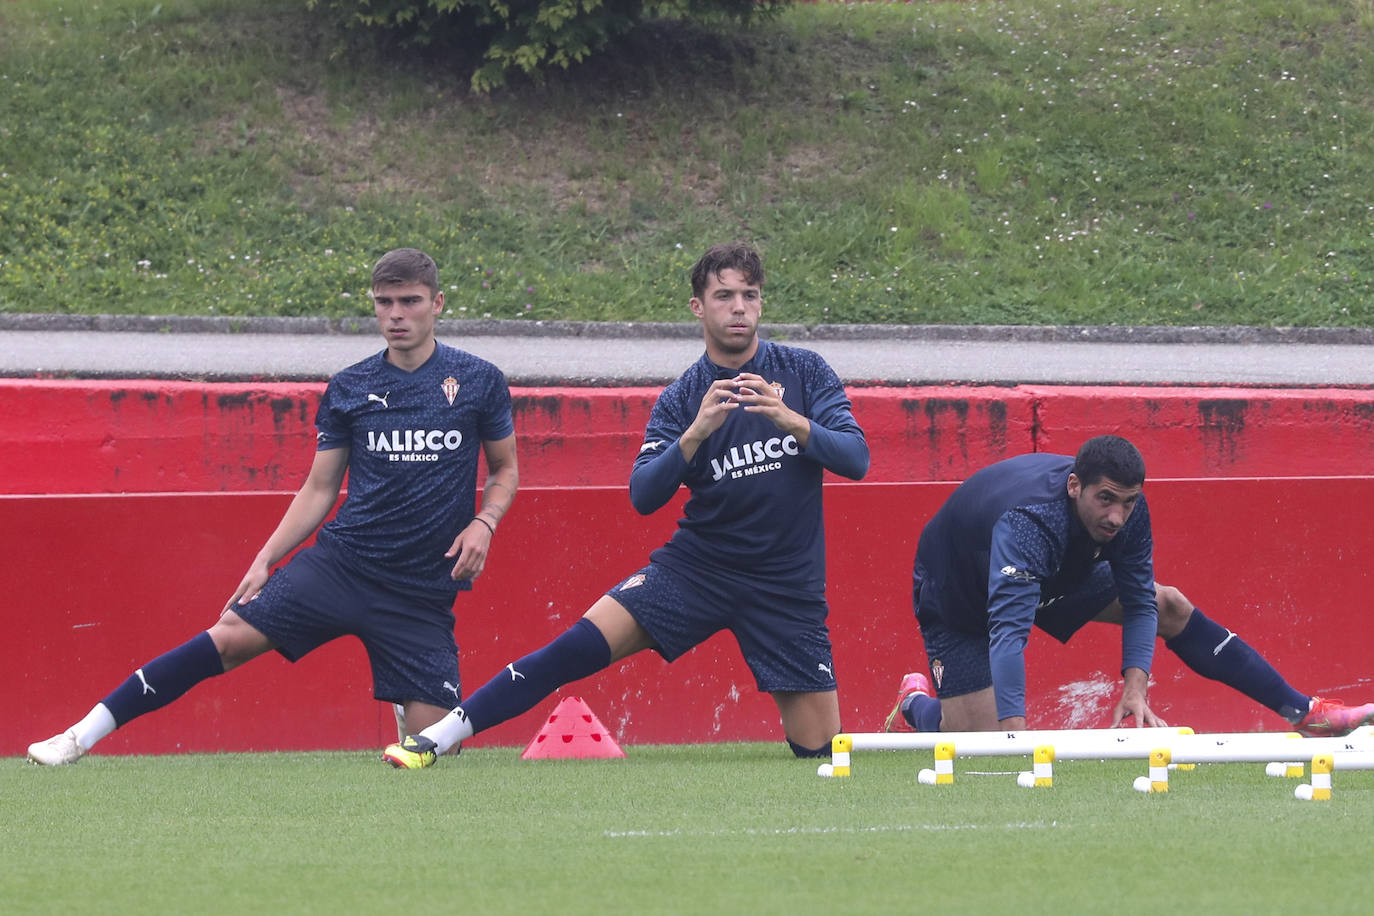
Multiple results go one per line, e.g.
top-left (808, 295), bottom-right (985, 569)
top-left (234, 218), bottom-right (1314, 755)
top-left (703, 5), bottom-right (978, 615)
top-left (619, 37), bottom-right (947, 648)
top-left (883, 436), bottom-right (1374, 737)
top-left (28, 248), bottom-right (518, 765)
top-left (383, 241), bottom-right (869, 767)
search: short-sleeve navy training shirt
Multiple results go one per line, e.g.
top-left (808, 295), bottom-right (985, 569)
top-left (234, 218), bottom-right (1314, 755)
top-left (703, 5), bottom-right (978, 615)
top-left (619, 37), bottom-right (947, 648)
top-left (313, 342), bottom-right (514, 597)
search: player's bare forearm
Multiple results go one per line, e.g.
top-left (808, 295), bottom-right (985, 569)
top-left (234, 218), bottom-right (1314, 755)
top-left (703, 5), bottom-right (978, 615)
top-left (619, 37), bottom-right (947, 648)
top-left (678, 423), bottom-right (710, 464)
top-left (446, 436), bottom-right (518, 580)
top-left (258, 485), bottom-right (335, 559)
top-left (476, 435), bottom-right (519, 530)
top-left (255, 453), bottom-right (346, 564)
top-left (224, 448), bottom-right (347, 611)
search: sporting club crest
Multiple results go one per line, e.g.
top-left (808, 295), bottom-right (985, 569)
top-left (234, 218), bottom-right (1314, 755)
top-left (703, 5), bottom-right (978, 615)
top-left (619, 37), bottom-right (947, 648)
top-left (931, 658), bottom-right (945, 690)
top-left (441, 376), bottom-right (460, 406)
top-left (769, 380), bottom-right (785, 399)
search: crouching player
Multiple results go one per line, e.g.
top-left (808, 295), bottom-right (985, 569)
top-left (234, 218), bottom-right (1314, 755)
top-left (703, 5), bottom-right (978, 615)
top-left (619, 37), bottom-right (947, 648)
top-left (884, 435), bottom-right (1374, 737)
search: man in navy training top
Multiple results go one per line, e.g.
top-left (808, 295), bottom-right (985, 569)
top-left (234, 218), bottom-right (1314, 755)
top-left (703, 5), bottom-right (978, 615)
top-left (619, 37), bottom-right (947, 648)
top-left (884, 435), bottom-right (1374, 737)
top-left (382, 240), bottom-right (870, 768)
top-left (27, 248), bottom-right (519, 765)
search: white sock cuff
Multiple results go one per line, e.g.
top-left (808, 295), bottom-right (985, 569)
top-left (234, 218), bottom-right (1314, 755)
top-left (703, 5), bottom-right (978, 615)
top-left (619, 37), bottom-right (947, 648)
top-left (420, 706), bottom-right (472, 753)
top-left (72, 703), bottom-right (117, 751)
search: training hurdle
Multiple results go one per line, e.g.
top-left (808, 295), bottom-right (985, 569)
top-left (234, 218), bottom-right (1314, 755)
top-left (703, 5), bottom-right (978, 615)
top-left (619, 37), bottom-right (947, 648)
top-left (1134, 735), bottom-right (1374, 797)
top-left (827, 726), bottom-right (1374, 798)
top-left (835, 726), bottom-right (1193, 757)
top-left (828, 727), bottom-right (1193, 779)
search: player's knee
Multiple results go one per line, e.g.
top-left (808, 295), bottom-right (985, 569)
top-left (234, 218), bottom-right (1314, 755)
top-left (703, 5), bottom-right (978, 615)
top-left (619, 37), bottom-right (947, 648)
top-left (939, 709), bottom-right (998, 732)
top-left (1154, 584), bottom-right (1192, 638)
top-left (787, 737), bottom-right (831, 758)
top-left (207, 618), bottom-right (272, 671)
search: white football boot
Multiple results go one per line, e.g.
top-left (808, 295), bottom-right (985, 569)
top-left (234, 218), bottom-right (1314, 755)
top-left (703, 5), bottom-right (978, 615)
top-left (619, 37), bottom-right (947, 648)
top-left (28, 730), bottom-right (86, 766)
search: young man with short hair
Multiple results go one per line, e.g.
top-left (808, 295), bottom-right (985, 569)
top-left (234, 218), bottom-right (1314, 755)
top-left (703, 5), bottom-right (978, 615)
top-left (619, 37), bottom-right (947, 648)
top-left (885, 435), bottom-right (1374, 736)
top-left (28, 248), bottom-right (518, 765)
top-left (383, 240), bottom-right (869, 767)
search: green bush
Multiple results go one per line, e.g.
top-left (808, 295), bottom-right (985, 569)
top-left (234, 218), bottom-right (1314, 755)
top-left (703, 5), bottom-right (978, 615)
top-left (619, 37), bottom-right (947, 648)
top-left (309, 0), bottom-right (780, 91)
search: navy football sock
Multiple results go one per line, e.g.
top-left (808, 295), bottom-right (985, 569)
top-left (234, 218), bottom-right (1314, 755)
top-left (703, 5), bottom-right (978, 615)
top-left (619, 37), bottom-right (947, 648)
top-left (787, 738), bottom-right (830, 758)
top-left (100, 631), bottom-right (225, 727)
top-left (462, 617), bottom-right (612, 733)
top-left (903, 693), bottom-right (943, 731)
top-left (1164, 608), bottom-right (1309, 722)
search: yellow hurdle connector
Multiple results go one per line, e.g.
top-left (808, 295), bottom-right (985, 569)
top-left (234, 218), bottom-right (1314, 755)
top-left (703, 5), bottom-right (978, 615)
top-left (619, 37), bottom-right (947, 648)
top-left (933, 741), bottom-right (955, 785)
top-left (1149, 747), bottom-right (1171, 793)
top-left (830, 733), bottom-right (853, 778)
top-left (1033, 744), bottom-right (1055, 787)
top-left (1310, 753), bottom-right (1333, 801)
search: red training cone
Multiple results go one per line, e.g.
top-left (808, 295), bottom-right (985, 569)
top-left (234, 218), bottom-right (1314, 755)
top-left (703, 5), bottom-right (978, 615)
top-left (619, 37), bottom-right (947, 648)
top-left (520, 696), bottom-right (626, 759)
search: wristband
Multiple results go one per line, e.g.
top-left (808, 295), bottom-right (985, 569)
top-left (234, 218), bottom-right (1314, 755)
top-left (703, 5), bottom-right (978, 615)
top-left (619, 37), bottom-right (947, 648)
top-left (472, 515), bottom-right (496, 536)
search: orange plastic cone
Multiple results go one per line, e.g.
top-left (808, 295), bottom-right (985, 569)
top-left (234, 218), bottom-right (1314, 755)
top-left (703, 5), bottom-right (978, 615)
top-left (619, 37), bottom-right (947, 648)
top-left (520, 696), bottom-right (626, 759)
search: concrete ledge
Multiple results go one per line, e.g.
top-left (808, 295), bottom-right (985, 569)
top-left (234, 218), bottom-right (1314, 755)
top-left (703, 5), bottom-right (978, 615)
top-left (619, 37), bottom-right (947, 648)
top-left (6, 312), bottom-right (1374, 344)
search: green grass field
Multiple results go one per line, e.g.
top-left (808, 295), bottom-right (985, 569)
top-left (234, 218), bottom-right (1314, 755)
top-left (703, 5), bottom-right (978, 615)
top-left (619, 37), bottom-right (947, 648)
top-left (3, 0), bottom-right (1374, 325)
top-left (4, 744), bottom-right (1370, 914)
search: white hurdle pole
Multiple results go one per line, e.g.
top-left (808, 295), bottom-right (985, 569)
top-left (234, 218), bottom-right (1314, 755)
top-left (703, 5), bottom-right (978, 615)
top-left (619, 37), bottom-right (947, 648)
top-left (1331, 750), bottom-right (1374, 771)
top-left (843, 728), bottom-right (1373, 757)
top-left (844, 726), bottom-right (1191, 756)
top-left (1002, 734), bottom-right (1369, 765)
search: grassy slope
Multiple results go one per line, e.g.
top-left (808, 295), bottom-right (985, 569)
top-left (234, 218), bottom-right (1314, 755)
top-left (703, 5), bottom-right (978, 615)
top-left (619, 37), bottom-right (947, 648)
top-left (4, 746), bottom-right (1372, 914)
top-left (0, 0), bottom-right (1372, 326)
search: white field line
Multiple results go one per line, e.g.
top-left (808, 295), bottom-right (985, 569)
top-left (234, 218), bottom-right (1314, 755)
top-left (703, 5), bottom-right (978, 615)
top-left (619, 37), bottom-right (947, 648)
top-left (604, 821), bottom-right (1062, 839)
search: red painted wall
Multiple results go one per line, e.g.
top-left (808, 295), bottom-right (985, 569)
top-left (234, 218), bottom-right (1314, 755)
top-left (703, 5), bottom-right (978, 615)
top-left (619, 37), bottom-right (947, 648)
top-left (4, 479), bottom-right (1371, 756)
top-left (5, 379), bottom-right (1374, 755)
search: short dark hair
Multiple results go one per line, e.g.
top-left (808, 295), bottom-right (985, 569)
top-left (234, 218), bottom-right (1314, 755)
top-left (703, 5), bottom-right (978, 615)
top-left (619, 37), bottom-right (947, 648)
top-left (1071, 435), bottom-right (1146, 487)
top-left (372, 248), bottom-right (439, 297)
top-left (690, 241), bottom-right (765, 299)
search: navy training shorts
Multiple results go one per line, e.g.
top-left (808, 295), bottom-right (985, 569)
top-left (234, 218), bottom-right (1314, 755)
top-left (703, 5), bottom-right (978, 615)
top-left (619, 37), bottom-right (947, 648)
top-left (913, 561), bottom-right (1120, 697)
top-left (1033, 562), bottom-right (1121, 643)
top-left (235, 544), bottom-right (462, 709)
top-left (606, 562), bottom-right (837, 694)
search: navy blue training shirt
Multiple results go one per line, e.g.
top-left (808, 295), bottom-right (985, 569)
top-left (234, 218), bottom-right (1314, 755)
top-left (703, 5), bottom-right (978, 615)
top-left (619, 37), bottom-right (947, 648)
top-left (915, 452), bottom-right (1157, 720)
top-left (313, 342), bottom-right (514, 597)
top-left (628, 339), bottom-right (869, 598)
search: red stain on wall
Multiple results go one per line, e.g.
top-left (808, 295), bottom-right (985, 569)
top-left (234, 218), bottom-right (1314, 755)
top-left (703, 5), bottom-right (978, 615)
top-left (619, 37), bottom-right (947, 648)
top-left (9, 381), bottom-right (1374, 494)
